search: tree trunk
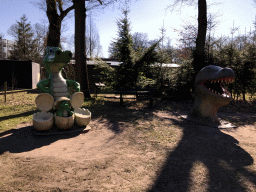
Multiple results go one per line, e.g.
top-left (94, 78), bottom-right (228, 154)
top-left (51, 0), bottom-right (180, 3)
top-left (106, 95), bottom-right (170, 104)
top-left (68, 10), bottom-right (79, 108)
top-left (74, 0), bottom-right (91, 98)
top-left (46, 0), bottom-right (61, 47)
top-left (193, 0), bottom-right (207, 74)
top-left (191, 0), bottom-right (207, 93)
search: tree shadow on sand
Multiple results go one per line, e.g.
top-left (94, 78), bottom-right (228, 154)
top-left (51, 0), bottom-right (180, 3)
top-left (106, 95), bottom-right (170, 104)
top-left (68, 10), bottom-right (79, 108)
top-left (0, 99), bottom-right (155, 155)
top-left (84, 99), bottom-right (157, 134)
top-left (0, 124), bottom-right (83, 154)
top-left (149, 118), bottom-right (256, 192)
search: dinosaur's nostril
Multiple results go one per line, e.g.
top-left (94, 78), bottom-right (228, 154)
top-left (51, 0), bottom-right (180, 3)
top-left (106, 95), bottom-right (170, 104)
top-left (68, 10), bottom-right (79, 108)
top-left (56, 50), bottom-right (61, 55)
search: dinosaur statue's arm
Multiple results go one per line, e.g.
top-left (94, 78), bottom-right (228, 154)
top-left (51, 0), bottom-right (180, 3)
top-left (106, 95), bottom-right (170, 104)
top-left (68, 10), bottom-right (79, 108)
top-left (56, 110), bottom-right (62, 117)
top-left (69, 110), bottom-right (73, 116)
top-left (37, 79), bottom-right (51, 93)
top-left (66, 79), bottom-right (80, 92)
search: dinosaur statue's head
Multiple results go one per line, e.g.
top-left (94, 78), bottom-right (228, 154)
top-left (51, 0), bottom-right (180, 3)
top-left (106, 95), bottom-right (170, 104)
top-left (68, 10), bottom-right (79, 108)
top-left (189, 65), bottom-right (235, 127)
top-left (195, 65), bottom-right (235, 107)
top-left (44, 46), bottom-right (72, 74)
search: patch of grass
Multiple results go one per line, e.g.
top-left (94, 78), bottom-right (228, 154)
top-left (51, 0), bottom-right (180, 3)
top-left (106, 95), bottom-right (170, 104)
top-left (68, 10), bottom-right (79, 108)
top-left (145, 122), bottom-right (182, 149)
top-left (133, 116), bottom-right (182, 148)
top-left (0, 91), bottom-right (38, 132)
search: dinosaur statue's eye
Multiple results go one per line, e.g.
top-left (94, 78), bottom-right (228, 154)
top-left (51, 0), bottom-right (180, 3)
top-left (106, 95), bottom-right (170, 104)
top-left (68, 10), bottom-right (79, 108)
top-left (56, 50), bottom-right (61, 55)
top-left (49, 48), bottom-right (54, 54)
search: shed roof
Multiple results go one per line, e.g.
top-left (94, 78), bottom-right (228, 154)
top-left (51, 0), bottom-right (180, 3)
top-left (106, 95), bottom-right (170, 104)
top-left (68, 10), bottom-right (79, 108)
top-left (69, 60), bottom-right (180, 68)
top-left (151, 63), bottom-right (180, 68)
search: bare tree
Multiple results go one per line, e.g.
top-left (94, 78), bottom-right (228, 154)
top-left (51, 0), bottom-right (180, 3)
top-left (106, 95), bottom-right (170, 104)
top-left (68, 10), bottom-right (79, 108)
top-left (193, 0), bottom-right (207, 73)
top-left (132, 32), bottom-right (149, 52)
top-left (74, 0), bottom-right (89, 97)
top-left (86, 14), bottom-right (102, 58)
top-left (45, 0), bottom-right (74, 47)
top-left (167, 0), bottom-right (207, 75)
top-left (33, 23), bottom-right (48, 55)
top-left (205, 12), bottom-right (221, 64)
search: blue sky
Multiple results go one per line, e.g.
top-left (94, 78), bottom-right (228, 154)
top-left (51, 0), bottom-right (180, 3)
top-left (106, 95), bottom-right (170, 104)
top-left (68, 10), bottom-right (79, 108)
top-left (1, 0), bottom-right (256, 58)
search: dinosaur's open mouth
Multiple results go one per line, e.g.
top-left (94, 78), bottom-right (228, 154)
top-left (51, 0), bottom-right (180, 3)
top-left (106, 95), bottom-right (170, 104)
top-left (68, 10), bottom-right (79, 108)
top-left (199, 77), bottom-right (235, 98)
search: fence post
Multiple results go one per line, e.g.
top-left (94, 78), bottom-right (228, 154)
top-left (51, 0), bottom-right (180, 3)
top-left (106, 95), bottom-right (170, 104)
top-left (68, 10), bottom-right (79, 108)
top-left (12, 79), bottom-right (14, 96)
top-left (4, 82), bottom-right (7, 102)
top-left (120, 92), bottom-right (123, 106)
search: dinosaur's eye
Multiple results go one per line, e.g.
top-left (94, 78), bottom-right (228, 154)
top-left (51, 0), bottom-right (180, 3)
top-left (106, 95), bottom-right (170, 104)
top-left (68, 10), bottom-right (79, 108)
top-left (56, 50), bottom-right (61, 55)
top-left (49, 48), bottom-right (54, 54)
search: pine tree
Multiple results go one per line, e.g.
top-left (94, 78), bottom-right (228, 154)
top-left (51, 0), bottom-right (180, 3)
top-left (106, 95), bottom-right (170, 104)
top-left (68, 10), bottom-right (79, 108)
top-left (112, 9), bottom-right (159, 89)
top-left (113, 9), bottom-right (135, 89)
top-left (9, 14), bottom-right (38, 61)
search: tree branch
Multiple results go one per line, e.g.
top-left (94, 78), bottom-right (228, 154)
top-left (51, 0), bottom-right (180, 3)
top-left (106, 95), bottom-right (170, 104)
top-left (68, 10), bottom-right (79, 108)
top-left (56, 0), bottom-right (64, 13)
top-left (46, 0), bottom-right (58, 23)
top-left (60, 4), bottom-right (75, 20)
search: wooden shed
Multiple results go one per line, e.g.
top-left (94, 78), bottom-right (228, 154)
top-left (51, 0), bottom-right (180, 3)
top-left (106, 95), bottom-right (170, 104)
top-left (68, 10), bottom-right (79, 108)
top-left (0, 60), bottom-right (40, 89)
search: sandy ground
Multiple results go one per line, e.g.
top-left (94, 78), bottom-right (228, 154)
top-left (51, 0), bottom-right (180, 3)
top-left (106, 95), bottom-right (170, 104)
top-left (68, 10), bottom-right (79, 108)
top-left (0, 110), bottom-right (256, 191)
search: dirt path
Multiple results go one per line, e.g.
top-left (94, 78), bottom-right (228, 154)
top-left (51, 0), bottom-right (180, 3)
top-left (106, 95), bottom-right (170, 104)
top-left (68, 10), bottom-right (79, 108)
top-left (0, 111), bottom-right (256, 191)
top-left (0, 118), bottom-right (163, 191)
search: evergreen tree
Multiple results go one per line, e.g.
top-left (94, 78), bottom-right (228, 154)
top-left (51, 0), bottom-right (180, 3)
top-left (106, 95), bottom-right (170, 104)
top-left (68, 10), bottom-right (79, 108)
top-left (111, 9), bottom-right (159, 89)
top-left (9, 14), bottom-right (39, 61)
top-left (113, 9), bottom-right (135, 89)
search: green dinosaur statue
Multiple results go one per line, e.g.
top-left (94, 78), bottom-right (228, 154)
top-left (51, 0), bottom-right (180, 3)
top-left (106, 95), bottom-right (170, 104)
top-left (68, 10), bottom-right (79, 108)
top-left (37, 46), bottom-right (80, 100)
top-left (56, 100), bottom-right (73, 117)
top-left (188, 65), bottom-right (235, 127)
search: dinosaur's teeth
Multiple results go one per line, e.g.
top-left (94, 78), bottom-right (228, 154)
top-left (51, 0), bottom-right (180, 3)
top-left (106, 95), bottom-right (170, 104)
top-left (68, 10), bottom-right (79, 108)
top-left (222, 93), bottom-right (230, 98)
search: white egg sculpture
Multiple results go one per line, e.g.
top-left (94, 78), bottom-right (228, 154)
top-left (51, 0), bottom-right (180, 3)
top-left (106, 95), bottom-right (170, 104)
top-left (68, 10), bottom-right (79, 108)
top-left (33, 93), bottom-right (54, 131)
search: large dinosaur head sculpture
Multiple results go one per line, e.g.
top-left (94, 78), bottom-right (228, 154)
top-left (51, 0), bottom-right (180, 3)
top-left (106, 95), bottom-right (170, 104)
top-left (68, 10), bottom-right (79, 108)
top-left (44, 46), bottom-right (72, 74)
top-left (189, 65), bottom-right (235, 127)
